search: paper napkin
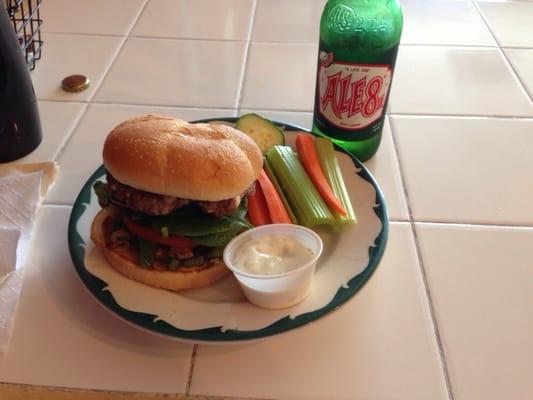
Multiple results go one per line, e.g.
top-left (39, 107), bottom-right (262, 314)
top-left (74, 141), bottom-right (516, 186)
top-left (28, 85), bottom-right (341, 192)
top-left (0, 162), bottom-right (58, 353)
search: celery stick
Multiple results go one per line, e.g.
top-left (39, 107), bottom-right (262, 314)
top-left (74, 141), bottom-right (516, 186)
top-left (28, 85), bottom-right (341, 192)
top-left (315, 138), bottom-right (357, 225)
top-left (266, 146), bottom-right (334, 228)
top-left (264, 158), bottom-right (299, 224)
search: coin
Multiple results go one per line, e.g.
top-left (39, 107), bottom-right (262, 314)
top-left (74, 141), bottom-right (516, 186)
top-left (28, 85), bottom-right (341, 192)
top-left (61, 74), bottom-right (90, 92)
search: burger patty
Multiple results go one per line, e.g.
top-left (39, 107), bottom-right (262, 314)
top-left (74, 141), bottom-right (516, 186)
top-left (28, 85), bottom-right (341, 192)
top-left (106, 173), bottom-right (253, 216)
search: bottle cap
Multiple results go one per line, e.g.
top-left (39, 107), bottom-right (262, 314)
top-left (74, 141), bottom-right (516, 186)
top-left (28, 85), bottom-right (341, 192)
top-left (61, 74), bottom-right (90, 92)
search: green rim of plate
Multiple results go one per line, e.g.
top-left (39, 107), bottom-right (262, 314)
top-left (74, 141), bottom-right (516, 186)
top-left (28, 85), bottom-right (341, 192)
top-left (68, 118), bottom-right (389, 342)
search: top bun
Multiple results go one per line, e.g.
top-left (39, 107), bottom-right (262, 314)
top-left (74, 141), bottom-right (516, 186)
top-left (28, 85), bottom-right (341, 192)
top-left (103, 115), bottom-right (263, 201)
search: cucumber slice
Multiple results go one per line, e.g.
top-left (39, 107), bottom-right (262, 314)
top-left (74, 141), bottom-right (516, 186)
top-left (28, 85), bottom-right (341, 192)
top-left (235, 113), bottom-right (285, 153)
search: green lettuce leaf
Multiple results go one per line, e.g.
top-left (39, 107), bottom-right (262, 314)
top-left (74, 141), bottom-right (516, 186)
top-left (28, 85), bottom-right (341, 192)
top-left (149, 200), bottom-right (251, 237)
top-left (191, 227), bottom-right (243, 247)
top-left (93, 181), bottom-right (109, 207)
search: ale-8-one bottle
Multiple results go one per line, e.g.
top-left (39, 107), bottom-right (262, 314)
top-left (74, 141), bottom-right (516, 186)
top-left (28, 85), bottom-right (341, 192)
top-left (312, 0), bottom-right (403, 161)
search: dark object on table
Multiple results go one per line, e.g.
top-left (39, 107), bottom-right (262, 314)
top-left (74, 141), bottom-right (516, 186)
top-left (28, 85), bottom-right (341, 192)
top-left (0, 1), bottom-right (42, 162)
top-left (62, 74), bottom-right (90, 93)
top-left (6, 0), bottom-right (43, 71)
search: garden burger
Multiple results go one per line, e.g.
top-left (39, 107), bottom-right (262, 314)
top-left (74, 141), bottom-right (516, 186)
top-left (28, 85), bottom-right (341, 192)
top-left (90, 115), bottom-right (263, 291)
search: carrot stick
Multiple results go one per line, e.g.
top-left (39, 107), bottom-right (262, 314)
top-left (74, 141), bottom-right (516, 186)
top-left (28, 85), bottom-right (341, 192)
top-left (247, 183), bottom-right (271, 226)
top-left (257, 169), bottom-right (292, 224)
top-left (295, 134), bottom-right (347, 216)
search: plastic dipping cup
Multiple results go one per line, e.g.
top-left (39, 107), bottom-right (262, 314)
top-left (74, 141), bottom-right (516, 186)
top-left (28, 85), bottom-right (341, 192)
top-left (223, 224), bottom-right (323, 309)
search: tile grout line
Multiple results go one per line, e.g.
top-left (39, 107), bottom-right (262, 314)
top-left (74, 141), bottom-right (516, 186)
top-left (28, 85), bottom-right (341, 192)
top-left (42, 31), bottom-right (124, 38)
top-left (388, 117), bottom-right (455, 400)
top-left (499, 45), bottom-right (533, 50)
top-left (36, 97), bottom-right (533, 119)
top-left (235, 0), bottom-right (258, 113)
top-left (37, 97), bottom-right (239, 113)
top-left (408, 224), bottom-right (455, 400)
top-left (41, 31), bottom-right (533, 50)
top-left (50, 102), bottom-right (89, 162)
top-left (88, 0), bottom-right (150, 104)
top-left (408, 220), bottom-right (533, 229)
top-left (398, 42), bottom-right (533, 51)
top-left (0, 382), bottom-right (276, 400)
top-left (388, 111), bottom-right (533, 120)
top-left (384, 115), bottom-right (410, 221)
top-left (185, 344), bottom-right (198, 395)
top-left (44, 30), bottom-right (250, 42)
top-left (400, 42), bottom-right (496, 49)
top-left (469, 0), bottom-right (533, 104)
top-left (50, 0), bottom-right (150, 163)
top-left (51, 104), bottom-right (90, 164)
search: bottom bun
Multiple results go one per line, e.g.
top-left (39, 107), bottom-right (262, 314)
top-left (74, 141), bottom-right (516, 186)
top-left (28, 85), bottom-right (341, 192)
top-left (101, 248), bottom-right (230, 291)
top-left (91, 208), bottom-right (231, 291)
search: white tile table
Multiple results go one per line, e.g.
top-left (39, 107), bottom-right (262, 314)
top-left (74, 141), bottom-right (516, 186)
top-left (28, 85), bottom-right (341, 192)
top-left (1, 0), bottom-right (532, 399)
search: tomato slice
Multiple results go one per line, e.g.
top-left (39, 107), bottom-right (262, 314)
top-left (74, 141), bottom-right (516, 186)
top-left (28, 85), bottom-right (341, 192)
top-left (122, 216), bottom-right (197, 248)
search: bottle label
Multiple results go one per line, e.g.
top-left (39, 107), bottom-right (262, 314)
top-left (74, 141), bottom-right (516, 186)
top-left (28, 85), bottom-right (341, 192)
top-left (317, 51), bottom-right (391, 130)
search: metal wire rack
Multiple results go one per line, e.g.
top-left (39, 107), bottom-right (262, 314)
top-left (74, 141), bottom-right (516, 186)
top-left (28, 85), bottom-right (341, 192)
top-left (6, 0), bottom-right (43, 70)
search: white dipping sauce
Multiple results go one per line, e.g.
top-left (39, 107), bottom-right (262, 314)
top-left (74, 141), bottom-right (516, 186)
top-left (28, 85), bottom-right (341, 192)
top-left (232, 234), bottom-right (315, 275)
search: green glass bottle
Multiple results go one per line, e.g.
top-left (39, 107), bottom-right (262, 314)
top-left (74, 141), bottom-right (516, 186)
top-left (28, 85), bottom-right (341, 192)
top-left (312, 0), bottom-right (403, 161)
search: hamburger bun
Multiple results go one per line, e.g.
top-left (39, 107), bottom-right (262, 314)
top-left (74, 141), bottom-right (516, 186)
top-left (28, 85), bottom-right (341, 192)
top-left (103, 115), bottom-right (263, 201)
top-left (91, 207), bottom-right (231, 291)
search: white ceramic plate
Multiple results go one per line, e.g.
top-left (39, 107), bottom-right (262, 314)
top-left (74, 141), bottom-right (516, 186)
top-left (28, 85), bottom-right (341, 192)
top-left (68, 118), bottom-right (388, 343)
